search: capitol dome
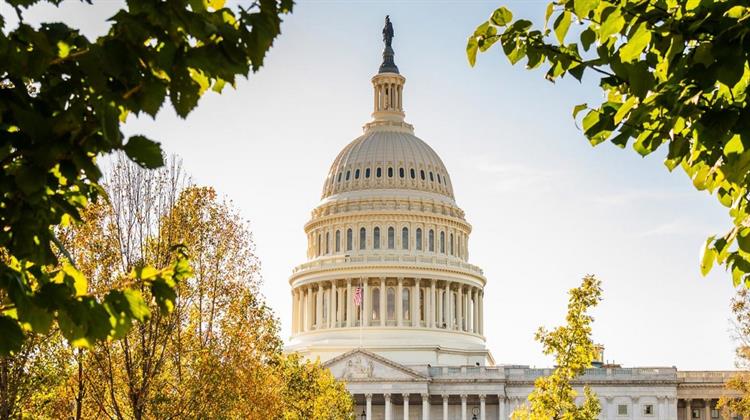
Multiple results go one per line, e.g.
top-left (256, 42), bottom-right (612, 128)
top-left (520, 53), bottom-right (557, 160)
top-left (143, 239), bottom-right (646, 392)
top-left (287, 21), bottom-right (491, 367)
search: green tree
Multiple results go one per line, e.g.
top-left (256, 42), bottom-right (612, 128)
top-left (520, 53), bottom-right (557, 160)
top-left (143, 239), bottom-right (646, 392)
top-left (0, 0), bottom-right (293, 354)
top-left (512, 275), bottom-right (602, 420)
top-left (718, 288), bottom-right (750, 416)
top-left (467, 1), bottom-right (750, 286)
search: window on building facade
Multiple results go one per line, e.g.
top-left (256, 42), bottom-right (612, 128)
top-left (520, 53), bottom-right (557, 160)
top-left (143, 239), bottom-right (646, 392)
top-left (346, 229), bottom-right (353, 251)
top-left (617, 405), bottom-right (628, 416)
top-left (420, 288), bottom-right (425, 321)
top-left (372, 288), bottom-right (380, 320)
top-left (355, 169), bottom-right (360, 179)
top-left (416, 228), bottom-right (423, 250)
top-left (326, 232), bottom-right (330, 254)
top-left (450, 233), bottom-right (454, 255)
top-left (429, 229), bottom-right (435, 252)
top-left (387, 227), bottom-right (395, 249)
top-left (317, 234), bottom-right (321, 256)
top-left (440, 231), bottom-right (445, 253)
top-left (429, 172), bottom-right (434, 182)
top-left (374, 227), bottom-right (381, 249)
top-left (335, 230), bottom-right (341, 252)
top-left (386, 287), bottom-right (395, 320)
top-left (403, 288), bottom-right (410, 320)
top-left (399, 168), bottom-right (405, 178)
top-left (402, 227), bottom-right (409, 250)
top-left (388, 167), bottom-right (393, 178)
top-left (437, 173), bottom-right (441, 184)
top-left (643, 404), bottom-right (654, 416)
top-left (359, 228), bottom-right (366, 250)
top-left (420, 170), bottom-right (425, 180)
top-left (711, 409), bottom-right (719, 419)
top-left (365, 168), bottom-right (371, 178)
top-left (692, 409), bottom-right (701, 418)
top-left (377, 167), bottom-right (382, 178)
top-left (346, 170), bottom-right (350, 181)
top-left (410, 168), bottom-right (416, 179)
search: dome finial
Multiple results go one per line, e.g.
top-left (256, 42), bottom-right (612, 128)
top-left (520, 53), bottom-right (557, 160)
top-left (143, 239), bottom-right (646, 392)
top-left (379, 15), bottom-right (399, 74)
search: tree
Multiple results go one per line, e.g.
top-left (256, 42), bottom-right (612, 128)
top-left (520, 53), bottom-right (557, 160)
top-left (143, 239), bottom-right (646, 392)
top-left (512, 275), bottom-right (602, 420)
top-left (278, 353), bottom-right (354, 420)
top-left (0, 0), bottom-right (293, 353)
top-left (467, 1), bottom-right (750, 287)
top-left (718, 288), bottom-right (750, 417)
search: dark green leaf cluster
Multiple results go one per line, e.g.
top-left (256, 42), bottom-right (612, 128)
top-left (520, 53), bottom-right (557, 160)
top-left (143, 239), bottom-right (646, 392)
top-left (0, 0), bottom-right (292, 353)
top-left (468, 0), bottom-right (750, 287)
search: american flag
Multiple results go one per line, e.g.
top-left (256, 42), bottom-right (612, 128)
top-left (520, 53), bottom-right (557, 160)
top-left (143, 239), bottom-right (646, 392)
top-left (353, 287), bottom-right (363, 306)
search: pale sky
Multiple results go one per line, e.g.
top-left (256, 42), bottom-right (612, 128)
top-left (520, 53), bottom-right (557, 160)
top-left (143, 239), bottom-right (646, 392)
top-left (5, 0), bottom-right (739, 370)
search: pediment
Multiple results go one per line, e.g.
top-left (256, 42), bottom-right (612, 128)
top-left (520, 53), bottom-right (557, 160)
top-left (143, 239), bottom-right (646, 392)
top-left (323, 348), bottom-right (427, 382)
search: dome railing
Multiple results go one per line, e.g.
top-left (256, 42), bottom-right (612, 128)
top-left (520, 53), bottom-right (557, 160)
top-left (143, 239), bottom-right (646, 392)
top-left (292, 254), bottom-right (484, 276)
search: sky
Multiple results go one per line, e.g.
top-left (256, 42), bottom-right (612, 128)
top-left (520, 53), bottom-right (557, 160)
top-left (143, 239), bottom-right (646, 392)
top-left (3, 0), bottom-right (739, 370)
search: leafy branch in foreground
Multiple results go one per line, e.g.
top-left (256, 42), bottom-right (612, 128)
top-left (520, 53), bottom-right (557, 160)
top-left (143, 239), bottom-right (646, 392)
top-left (468, 0), bottom-right (750, 287)
top-left (0, 0), bottom-right (293, 353)
top-left (512, 275), bottom-right (602, 420)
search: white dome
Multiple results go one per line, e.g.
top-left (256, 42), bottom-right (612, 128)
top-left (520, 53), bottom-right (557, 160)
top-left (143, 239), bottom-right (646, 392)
top-left (322, 127), bottom-right (454, 200)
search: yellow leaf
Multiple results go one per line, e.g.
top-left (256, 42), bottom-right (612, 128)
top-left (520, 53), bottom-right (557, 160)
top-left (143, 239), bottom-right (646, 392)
top-left (57, 41), bottom-right (70, 58)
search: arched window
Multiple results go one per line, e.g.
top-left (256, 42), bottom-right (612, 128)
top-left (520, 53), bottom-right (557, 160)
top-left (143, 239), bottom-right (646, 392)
top-left (337, 172), bottom-right (342, 182)
top-left (429, 229), bottom-right (435, 252)
top-left (440, 231), bottom-right (445, 253)
top-left (388, 167), bottom-right (394, 178)
top-left (373, 227), bottom-right (381, 249)
top-left (429, 172), bottom-right (434, 182)
top-left (326, 232), bottom-right (330, 254)
top-left (335, 230), bottom-right (341, 253)
top-left (346, 228), bottom-right (353, 251)
top-left (437, 173), bottom-right (442, 184)
top-left (410, 168), bottom-right (416, 179)
top-left (399, 168), bottom-right (405, 178)
top-left (387, 287), bottom-right (395, 320)
top-left (355, 169), bottom-right (360, 179)
top-left (420, 170), bottom-right (426, 180)
top-left (359, 227), bottom-right (366, 250)
top-left (450, 233), bottom-right (454, 255)
top-left (372, 288), bottom-right (380, 321)
top-left (376, 167), bottom-right (382, 178)
top-left (387, 227), bottom-right (395, 249)
top-left (416, 228), bottom-right (422, 250)
top-left (403, 288), bottom-right (410, 321)
top-left (346, 170), bottom-right (351, 181)
top-left (365, 168), bottom-right (371, 178)
top-left (317, 234), bottom-right (322, 256)
top-left (402, 227), bottom-right (409, 250)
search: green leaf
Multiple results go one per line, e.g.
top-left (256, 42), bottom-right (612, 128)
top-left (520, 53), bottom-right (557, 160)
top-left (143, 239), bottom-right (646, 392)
top-left (738, 229), bottom-right (750, 253)
top-left (553, 10), bottom-right (572, 44)
top-left (124, 135), bottom-right (164, 169)
top-left (151, 278), bottom-right (177, 313)
top-left (490, 7), bottom-right (513, 26)
top-left (619, 23), bottom-right (651, 62)
top-left (573, 0), bottom-right (598, 19)
top-left (580, 28), bottom-right (596, 51)
top-left (700, 236), bottom-right (716, 276)
top-left (725, 6), bottom-right (747, 19)
top-left (573, 103), bottom-right (588, 119)
top-left (686, 0), bottom-right (702, 11)
top-left (544, 2), bottom-right (554, 26)
top-left (599, 8), bottom-right (624, 40)
top-left (467, 37), bottom-right (479, 67)
top-left (614, 96), bottom-right (637, 124)
top-left (0, 316), bottom-right (24, 354)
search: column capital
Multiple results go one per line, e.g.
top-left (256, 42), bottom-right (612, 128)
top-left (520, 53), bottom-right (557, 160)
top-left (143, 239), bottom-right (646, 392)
top-left (402, 393), bottom-right (410, 401)
top-left (442, 394), bottom-right (449, 401)
top-left (398, 277), bottom-right (404, 282)
top-left (605, 396), bottom-right (614, 403)
top-left (421, 393), bottom-right (429, 400)
top-left (460, 394), bottom-right (468, 400)
top-left (365, 393), bottom-right (373, 400)
top-left (384, 393), bottom-right (391, 399)
top-left (479, 394), bottom-right (486, 401)
top-left (497, 394), bottom-right (506, 403)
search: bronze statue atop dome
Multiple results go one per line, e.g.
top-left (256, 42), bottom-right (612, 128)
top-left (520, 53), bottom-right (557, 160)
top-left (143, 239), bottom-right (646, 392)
top-left (378, 15), bottom-right (399, 74)
top-left (383, 15), bottom-right (394, 47)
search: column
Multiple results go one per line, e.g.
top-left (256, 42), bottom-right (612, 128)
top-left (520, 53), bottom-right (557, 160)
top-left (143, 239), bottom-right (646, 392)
top-left (346, 279), bottom-right (353, 327)
top-left (397, 277), bottom-right (403, 327)
top-left (704, 399), bottom-right (711, 420)
top-left (337, 283), bottom-right (344, 327)
top-left (422, 394), bottom-right (430, 420)
top-left (444, 282), bottom-right (450, 329)
top-left (457, 286), bottom-right (463, 331)
top-left (366, 393), bottom-right (372, 419)
top-left (685, 399), bottom-right (692, 420)
top-left (305, 287), bottom-right (312, 331)
top-left (602, 396), bottom-right (611, 419)
top-left (436, 284), bottom-right (443, 328)
top-left (480, 395), bottom-right (486, 420)
top-left (379, 277), bottom-right (386, 327)
top-left (412, 279), bottom-right (419, 327)
top-left (403, 394), bottom-right (410, 420)
top-left (328, 282), bottom-right (335, 328)
top-left (385, 393), bottom-right (392, 420)
top-left (315, 283), bottom-right (323, 329)
top-left (460, 394), bottom-right (467, 420)
top-left (472, 288), bottom-right (478, 333)
top-left (442, 394), bottom-right (449, 420)
top-left (498, 395), bottom-right (506, 420)
top-left (430, 279), bottom-right (437, 328)
top-left (291, 290), bottom-right (297, 333)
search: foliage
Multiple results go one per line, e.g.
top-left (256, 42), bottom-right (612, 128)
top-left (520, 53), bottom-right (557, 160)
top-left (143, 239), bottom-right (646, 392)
top-left (467, 0), bottom-right (750, 286)
top-left (278, 353), bottom-right (355, 420)
top-left (0, 0), bottom-right (293, 353)
top-left (719, 288), bottom-right (750, 416)
top-left (512, 275), bottom-right (602, 420)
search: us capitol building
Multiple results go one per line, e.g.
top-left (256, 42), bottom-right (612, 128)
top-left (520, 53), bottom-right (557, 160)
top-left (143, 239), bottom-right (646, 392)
top-left (285, 17), bottom-right (737, 420)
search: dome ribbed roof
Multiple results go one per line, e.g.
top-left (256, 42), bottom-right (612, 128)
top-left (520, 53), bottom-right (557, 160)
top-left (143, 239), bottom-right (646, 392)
top-left (321, 128), bottom-right (454, 200)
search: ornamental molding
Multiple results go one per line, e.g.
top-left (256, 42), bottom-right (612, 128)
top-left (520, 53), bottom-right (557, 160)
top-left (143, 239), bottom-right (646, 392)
top-left (289, 262), bottom-right (485, 286)
top-left (305, 209), bottom-right (472, 233)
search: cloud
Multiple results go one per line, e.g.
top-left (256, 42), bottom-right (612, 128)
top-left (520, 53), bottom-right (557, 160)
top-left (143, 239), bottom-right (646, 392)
top-left (472, 160), bottom-right (565, 194)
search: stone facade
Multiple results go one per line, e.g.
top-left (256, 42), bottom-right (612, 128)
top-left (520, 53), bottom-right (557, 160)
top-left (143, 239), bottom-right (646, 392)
top-left (285, 20), bottom-right (740, 420)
